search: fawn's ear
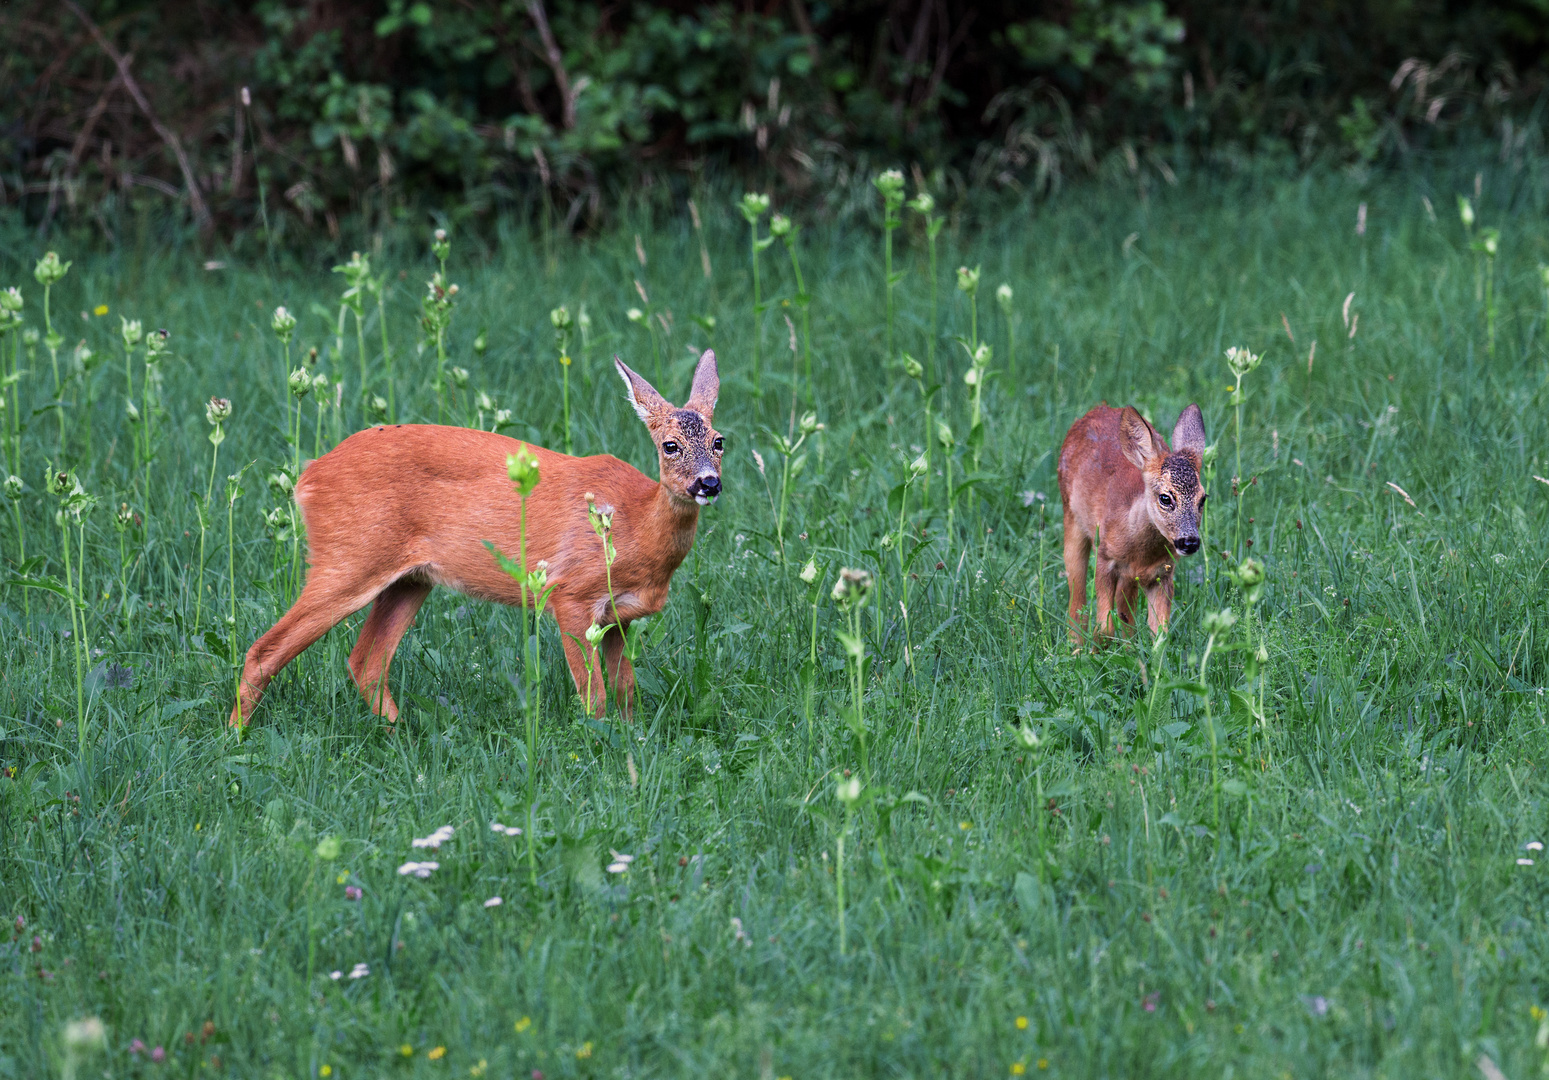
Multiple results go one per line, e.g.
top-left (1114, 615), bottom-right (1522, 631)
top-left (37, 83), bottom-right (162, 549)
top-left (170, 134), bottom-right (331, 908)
top-left (1170, 404), bottom-right (1206, 466)
top-left (1119, 407), bottom-right (1166, 472)
top-left (615, 356), bottom-right (671, 426)
top-left (684, 349), bottom-right (718, 418)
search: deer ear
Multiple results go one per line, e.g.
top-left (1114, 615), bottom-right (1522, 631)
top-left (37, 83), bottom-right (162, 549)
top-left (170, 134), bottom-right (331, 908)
top-left (685, 349), bottom-right (718, 417)
top-left (1119, 407), bottom-right (1164, 472)
top-left (1171, 404), bottom-right (1206, 465)
top-left (615, 356), bottom-right (670, 425)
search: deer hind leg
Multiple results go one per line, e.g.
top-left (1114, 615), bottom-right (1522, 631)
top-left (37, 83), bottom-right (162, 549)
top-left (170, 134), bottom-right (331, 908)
top-left (348, 576), bottom-right (432, 722)
top-left (1062, 511), bottom-right (1092, 646)
top-left (601, 623), bottom-right (636, 721)
top-left (552, 600), bottom-right (607, 718)
top-left (232, 574), bottom-right (372, 728)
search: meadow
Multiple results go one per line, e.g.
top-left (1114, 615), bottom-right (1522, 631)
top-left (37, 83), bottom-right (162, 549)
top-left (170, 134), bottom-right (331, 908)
top-left (4, 159), bottom-right (1549, 1078)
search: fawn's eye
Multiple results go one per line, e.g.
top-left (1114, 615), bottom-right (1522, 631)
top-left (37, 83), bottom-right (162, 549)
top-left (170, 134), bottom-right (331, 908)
top-left (1157, 492), bottom-right (1175, 509)
top-left (662, 441), bottom-right (680, 455)
top-left (712, 436), bottom-right (724, 452)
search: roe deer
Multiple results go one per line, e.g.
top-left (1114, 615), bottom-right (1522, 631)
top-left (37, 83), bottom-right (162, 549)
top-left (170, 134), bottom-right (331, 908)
top-left (229, 350), bottom-right (724, 729)
top-left (1057, 403), bottom-right (1207, 642)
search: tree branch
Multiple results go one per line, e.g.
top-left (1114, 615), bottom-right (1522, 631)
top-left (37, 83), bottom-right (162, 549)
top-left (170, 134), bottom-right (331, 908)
top-left (524, 0), bottom-right (576, 130)
top-left (62, 0), bottom-right (213, 235)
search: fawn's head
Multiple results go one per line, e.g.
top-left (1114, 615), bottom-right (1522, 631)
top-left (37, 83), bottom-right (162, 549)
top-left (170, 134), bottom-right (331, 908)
top-left (1120, 404), bottom-right (1207, 556)
top-left (616, 350), bottom-right (724, 505)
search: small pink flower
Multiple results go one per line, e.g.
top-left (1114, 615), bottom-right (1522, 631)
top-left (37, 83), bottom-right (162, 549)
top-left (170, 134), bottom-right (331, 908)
top-left (344, 885), bottom-right (362, 901)
top-left (13, 914), bottom-right (24, 933)
top-left (1142, 992), bottom-right (1160, 1013)
top-left (151, 1045), bottom-right (166, 1063)
top-left (129, 1039), bottom-right (146, 1055)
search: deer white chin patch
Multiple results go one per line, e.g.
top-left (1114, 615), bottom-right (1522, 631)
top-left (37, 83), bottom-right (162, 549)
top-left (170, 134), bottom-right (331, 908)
top-left (694, 494), bottom-right (713, 506)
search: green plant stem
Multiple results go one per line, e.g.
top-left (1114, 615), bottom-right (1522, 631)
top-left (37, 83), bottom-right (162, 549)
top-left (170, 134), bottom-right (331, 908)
top-left (749, 220), bottom-right (763, 395)
top-left (561, 356), bottom-right (573, 455)
top-left (518, 489), bottom-right (537, 890)
top-left (836, 810), bottom-right (850, 957)
top-left (354, 308), bottom-right (369, 414)
top-left (377, 287), bottom-right (395, 423)
top-left (783, 238), bottom-right (814, 405)
top-left (804, 587), bottom-right (818, 773)
top-left (59, 510), bottom-right (86, 757)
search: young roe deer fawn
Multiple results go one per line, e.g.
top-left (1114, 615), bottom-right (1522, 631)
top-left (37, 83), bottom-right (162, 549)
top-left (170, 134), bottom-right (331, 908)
top-left (1057, 403), bottom-right (1207, 642)
top-left (229, 350), bottom-right (724, 729)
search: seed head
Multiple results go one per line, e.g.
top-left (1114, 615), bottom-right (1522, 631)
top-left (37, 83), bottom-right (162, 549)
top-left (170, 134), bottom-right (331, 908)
top-left (34, 251), bottom-right (71, 287)
top-left (799, 411), bottom-right (821, 435)
top-left (1017, 723), bottom-right (1041, 750)
top-left (996, 283), bottom-right (1013, 312)
top-left (1202, 608), bottom-right (1238, 637)
top-left (799, 558), bottom-right (818, 584)
top-left (1457, 195), bottom-right (1474, 230)
top-left (738, 192), bottom-right (771, 223)
top-left (873, 169), bottom-right (906, 209)
top-left (1225, 346), bottom-right (1262, 378)
top-left (585, 623), bottom-right (607, 646)
top-left (449, 367), bottom-right (469, 388)
top-left (908, 191), bottom-right (935, 215)
top-left (902, 353), bottom-right (923, 379)
top-left (271, 306), bottom-right (296, 343)
top-left (47, 470), bottom-right (74, 497)
top-left (477, 390), bottom-right (496, 412)
top-left (835, 776), bottom-right (862, 804)
top-left (973, 342), bottom-right (991, 367)
top-left (956, 265), bottom-right (980, 295)
top-left (769, 213), bottom-right (792, 238)
top-left (0, 286), bottom-right (23, 313)
top-left (549, 305), bottom-right (572, 330)
top-left (205, 397), bottom-right (232, 426)
top-left (831, 566), bottom-right (874, 606)
top-left (909, 454), bottom-right (928, 477)
top-left (626, 307), bottom-right (645, 324)
top-left (4, 475), bottom-right (22, 499)
top-left (935, 420), bottom-right (954, 448)
top-left (434, 228), bottom-right (447, 243)
top-left (120, 316), bottom-right (142, 350)
top-left (506, 449), bottom-right (540, 496)
top-left (288, 368), bottom-right (311, 398)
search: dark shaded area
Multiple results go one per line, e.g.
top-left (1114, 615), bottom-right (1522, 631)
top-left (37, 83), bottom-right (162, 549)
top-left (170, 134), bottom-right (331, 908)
top-left (2, 0), bottom-right (1544, 238)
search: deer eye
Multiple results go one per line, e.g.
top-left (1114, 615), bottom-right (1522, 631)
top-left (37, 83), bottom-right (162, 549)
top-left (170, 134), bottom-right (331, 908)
top-left (662, 441), bottom-right (680, 455)
top-left (712, 436), bottom-right (724, 452)
top-left (1157, 492), bottom-right (1175, 510)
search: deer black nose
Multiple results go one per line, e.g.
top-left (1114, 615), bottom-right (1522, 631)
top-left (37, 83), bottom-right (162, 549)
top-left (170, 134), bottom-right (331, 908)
top-left (1174, 535), bottom-right (1200, 555)
top-left (689, 474), bottom-right (720, 499)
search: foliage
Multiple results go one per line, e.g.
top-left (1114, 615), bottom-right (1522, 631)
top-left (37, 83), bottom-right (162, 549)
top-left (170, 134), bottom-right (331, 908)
top-left (0, 0), bottom-right (1546, 236)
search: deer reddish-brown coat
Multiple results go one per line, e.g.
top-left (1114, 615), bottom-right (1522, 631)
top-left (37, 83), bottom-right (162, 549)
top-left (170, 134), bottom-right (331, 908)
top-left (1057, 403), bottom-right (1206, 642)
top-left (229, 351), bottom-right (723, 728)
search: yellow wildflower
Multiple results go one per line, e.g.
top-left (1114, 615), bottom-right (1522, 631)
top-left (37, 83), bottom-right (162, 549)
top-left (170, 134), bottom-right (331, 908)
top-left (1011, 1064), bottom-right (1026, 1076)
top-left (576, 1041), bottom-right (593, 1059)
top-left (1038, 1060), bottom-right (1049, 1071)
top-left (514, 1016), bottom-right (532, 1033)
top-left (429, 1046), bottom-right (446, 1060)
top-left (93, 305), bottom-right (108, 317)
top-left (400, 1044), bottom-right (414, 1057)
top-left (1015, 1016), bottom-right (1029, 1030)
top-left (320, 1068), bottom-right (332, 1078)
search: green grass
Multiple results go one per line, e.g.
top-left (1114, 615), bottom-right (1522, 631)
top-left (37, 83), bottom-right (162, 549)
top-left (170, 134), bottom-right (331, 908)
top-left (5, 159), bottom-right (1549, 1078)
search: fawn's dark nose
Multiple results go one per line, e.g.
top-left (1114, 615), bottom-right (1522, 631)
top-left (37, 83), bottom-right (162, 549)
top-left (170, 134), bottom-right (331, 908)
top-left (688, 474), bottom-right (721, 501)
top-left (1174, 535), bottom-right (1200, 555)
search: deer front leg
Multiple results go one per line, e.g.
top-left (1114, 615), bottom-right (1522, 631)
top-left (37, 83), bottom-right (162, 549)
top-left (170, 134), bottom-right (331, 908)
top-left (1144, 575), bottom-right (1174, 634)
top-left (1093, 554), bottom-right (1120, 640)
top-left (551, 600), bottom-right (606, 718)
top-left (600, 623), bottom-right (636, 721)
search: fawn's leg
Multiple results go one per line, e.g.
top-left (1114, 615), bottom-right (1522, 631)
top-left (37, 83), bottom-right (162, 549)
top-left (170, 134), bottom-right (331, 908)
top-left (1093, 553), bottom-right (1120, 639)
top-left (348, 576), bottom-right (432, 722)
top-left (1063, 510), bottom-right (1092, 646)
top-left (232, 575), bottom-right (373, 727)
top-left (601, 623), bottom-right (636, 721)
top-left (1114, 574), bottom-right (1140, 633)
top-left (1144, 575), bottom-right (1174, 634)
top-left (552, 601), bottom-right (606, 718)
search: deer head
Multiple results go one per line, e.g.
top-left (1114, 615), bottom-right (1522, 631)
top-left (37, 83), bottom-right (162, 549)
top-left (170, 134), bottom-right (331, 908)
top-left (615, 349), bottom-right (724, 505)
top-left (1119, 404), bottom-right (1207, 556)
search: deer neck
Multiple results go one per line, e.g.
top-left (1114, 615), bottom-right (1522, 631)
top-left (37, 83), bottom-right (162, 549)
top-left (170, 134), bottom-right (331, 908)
top-left (647, 482), bottom-right (702, 563)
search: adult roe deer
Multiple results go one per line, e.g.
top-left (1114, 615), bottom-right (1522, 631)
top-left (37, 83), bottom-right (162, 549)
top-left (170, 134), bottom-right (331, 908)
top-left (229, 350), bottom-right (724, 728)
top-left (1057, 403), bottom-right (1207, 642)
